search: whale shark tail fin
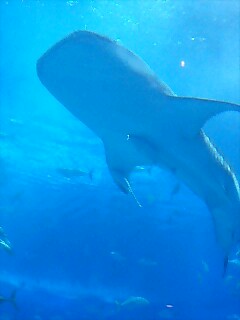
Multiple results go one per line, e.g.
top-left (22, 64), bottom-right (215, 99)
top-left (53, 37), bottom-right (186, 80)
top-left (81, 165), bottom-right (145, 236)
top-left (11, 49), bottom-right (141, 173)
top-left (210, 204), bottom-right (240, 277)
top-left (211, 204), bottom-right (240, 260)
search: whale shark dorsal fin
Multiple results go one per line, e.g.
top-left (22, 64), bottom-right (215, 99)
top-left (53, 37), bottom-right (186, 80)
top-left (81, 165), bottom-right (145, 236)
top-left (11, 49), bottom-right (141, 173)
top-left (168, 96), bottom-right (240, 136)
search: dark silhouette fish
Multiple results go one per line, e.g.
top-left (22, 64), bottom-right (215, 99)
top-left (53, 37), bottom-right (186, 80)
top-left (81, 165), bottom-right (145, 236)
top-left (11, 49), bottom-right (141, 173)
top-left (56, 167), bottom-right (93, 180)
top-left (0, 290), bottom-right (17, 309)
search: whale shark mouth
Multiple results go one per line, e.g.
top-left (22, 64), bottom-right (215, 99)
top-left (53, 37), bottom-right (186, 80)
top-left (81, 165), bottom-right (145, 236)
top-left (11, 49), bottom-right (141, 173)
top-left (37, 30), bottom-right (240, 257)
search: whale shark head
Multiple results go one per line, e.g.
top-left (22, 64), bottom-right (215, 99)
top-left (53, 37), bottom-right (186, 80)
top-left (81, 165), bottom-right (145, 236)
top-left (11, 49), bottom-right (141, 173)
top-left (37, 31), bottom-right (240, 258)
top-left (37, 31), bottom-right (174, 139)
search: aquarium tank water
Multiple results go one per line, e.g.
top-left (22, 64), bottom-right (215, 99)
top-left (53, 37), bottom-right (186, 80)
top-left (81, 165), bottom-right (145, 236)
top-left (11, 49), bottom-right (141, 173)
top-left (0, 1), bottom-right (239, 320)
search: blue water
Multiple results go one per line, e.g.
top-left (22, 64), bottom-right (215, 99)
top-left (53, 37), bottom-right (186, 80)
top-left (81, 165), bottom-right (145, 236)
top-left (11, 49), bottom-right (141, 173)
top-left (0, 1), bottom-right (240, 319)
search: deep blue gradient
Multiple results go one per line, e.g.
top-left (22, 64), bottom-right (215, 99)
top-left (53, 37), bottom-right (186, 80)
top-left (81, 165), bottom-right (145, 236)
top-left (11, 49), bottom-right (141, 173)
top-left (0, 1), bottom-right (239, 319)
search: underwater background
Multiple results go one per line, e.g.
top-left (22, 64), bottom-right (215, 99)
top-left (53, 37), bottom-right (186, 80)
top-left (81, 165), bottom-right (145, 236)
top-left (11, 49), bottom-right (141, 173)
top-left (0, 1), bottom-right (240, 319)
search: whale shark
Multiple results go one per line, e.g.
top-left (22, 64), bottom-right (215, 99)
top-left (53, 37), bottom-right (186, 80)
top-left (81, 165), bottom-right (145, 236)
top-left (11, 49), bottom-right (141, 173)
top-left (37, 31), bottom-right (240, 259)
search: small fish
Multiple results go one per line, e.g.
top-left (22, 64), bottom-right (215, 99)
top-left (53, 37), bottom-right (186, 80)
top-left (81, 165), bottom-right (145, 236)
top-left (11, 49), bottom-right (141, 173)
top-left (0, 227), bottom-right (6, 237)
top-left (223, 255), bottom-right (229, 277)
top-left (116, 296), bottom-right (150, 310)
top-left (0, 131), bottom-right (9, 139)
top-left (236, 281), bottom-right (240, 291)
top-left (171, 182), bottom-right (181, 196)
top-left (227, 314), bottom-right (240, 320)
top-left (228, 259), bottom-right (240, 267)
top-left (197, 272), bottom-right (203, 284)
top-left (134, 166), bottom-right (152, 174)
top-left (224, 274), bottom-right (234, 284)
top-left (201, 260), bottom-right (209, 273)
top-left (110, 251), bottom-right (126, 263)
top-left (56, 168), bottom-right (93, 180)
top-left (0, 290), bottom-right (17, 309)
top-left (0, 239), bottom-right (12, 254)
top-left (138, 258), bottom-right (158, 267)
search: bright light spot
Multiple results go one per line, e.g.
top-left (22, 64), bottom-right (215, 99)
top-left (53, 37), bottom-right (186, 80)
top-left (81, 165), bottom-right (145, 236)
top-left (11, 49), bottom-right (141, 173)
top-left (166, 304), bottom-right (174, 308)
top-left (180, 60), bottom-right (185, 67)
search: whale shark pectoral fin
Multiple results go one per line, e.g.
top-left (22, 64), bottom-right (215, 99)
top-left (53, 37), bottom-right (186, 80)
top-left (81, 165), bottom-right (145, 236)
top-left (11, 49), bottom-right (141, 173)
top-left (168, 96), bottom-right (240, 136)
top-left (104, 141), bottom-right (143, 207)
top-left (103, 133), bottom-right (157, 193)
top-left (108, 167), bottom-right (142, 207)
top-left (104, 140), bottom-right (134, 193)
top-left (108, 167), bottom-right (132, 194)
